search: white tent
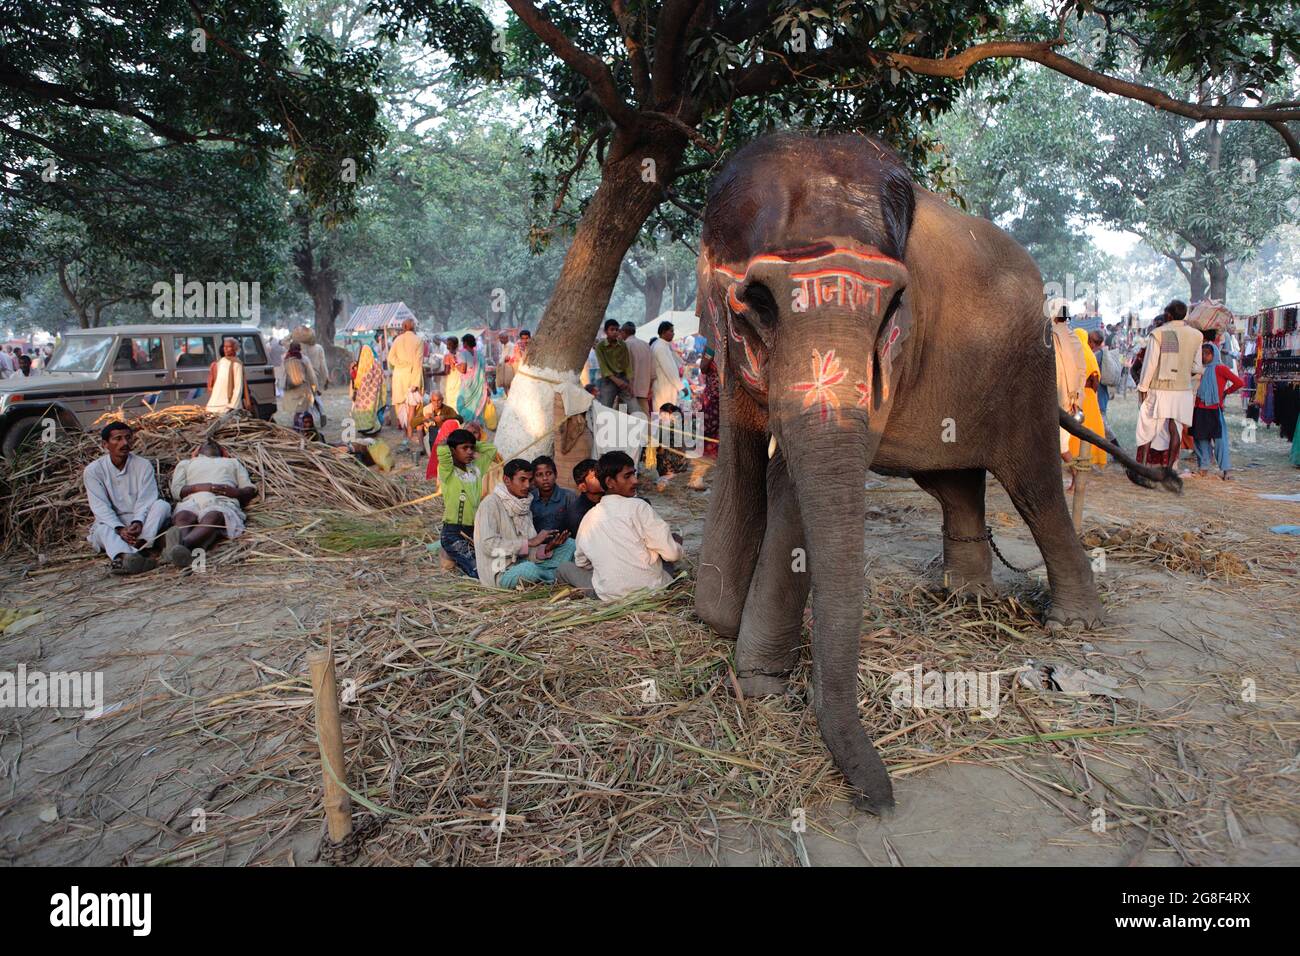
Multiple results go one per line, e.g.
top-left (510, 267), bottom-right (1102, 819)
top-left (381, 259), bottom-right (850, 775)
top-left (635, 309), bottom-right (697, 342)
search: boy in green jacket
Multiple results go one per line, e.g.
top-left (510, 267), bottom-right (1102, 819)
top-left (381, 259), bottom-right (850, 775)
top-left (438, 424), bottom-right (496, 576)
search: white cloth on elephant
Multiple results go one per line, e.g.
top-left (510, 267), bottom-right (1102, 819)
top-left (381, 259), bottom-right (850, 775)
top-left (1135, 389), bottom-right (1194, 451)
top-left (650, 337), bottom-right (683, 411)
top-left (84, 452), bottom-right (172, 559)
top-left (171, 455), bottom-right (254, 539)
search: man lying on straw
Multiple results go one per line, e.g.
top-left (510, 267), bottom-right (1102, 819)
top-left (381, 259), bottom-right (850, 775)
top-left (474, 458), bottom-right (577, 589)
top-left (83, 422), bottom-right (172, 575)
top-left (558, 451), bottom-right (682, 600)
top-left (161, 440), bottom-right (258, 569)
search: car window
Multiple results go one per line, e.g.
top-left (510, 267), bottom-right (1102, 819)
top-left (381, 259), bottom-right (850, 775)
top-left (174, 336), bottom-right (217, 369)
top-left (233, 335), bottom-right (267, 365)
top-left (114, 336), bottom-right (165, 371)
top-left (46, 335), bottom-right (115, 373)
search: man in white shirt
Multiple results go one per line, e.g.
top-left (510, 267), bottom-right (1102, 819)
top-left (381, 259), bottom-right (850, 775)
top-left (83, 422), bottom-right (172, 574)
top-left (558, 451), bottom-right (682, 600)
top-left (0, 347), bottom-right (14, 378)
top-left (650, 322), bottom-right (683, 412)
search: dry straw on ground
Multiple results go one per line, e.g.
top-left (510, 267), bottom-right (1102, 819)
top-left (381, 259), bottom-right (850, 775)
top-left (52, 547), bottom-right (1256, 867)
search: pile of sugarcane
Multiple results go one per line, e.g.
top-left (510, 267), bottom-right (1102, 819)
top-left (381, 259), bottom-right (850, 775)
top-left (0, 405), bottom-right (409, 556)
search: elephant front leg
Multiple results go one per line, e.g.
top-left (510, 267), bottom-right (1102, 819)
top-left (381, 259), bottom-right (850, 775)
top-left (913, 468), bottom-right (996, 597)
top-left (735, 450), bottom-right (810, 696)
top-left (696, 411), bottom-right (768, 638)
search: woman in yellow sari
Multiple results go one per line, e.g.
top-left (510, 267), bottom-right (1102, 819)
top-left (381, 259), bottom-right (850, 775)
top-left (1069, 328), bottom-right (1108, 468)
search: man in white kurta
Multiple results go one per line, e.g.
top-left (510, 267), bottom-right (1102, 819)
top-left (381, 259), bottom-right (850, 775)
top-left (1136, 314), bottom-right (1203, 467)
top-left (165, 442), bottom-right (257, 567)
top-left (206, 338), bottom-right (251, 414)
top-left (387, 319), bottom-right (425, 439)
top-left (649, 322), bottom-right (683, 412)
top-left (84, 423), bottom-right (171, 572)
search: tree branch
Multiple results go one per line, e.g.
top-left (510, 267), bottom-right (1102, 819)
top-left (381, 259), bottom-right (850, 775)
top-left (652, 0), bottom-right (707, 106)
top-left (609, 0), bottom-right (652, 106)
top-left (883, 41), bottom-right (1300, 158)
top-left (504, 0), bottom-right (637, 127)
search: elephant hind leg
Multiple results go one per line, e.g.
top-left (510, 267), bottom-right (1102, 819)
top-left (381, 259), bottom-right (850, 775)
top-left (735, 450), bottom-right (809, 697)
top-left (913, 468), bottom-right (995, 597)
top-left (992, 457), bottom-right (1104, 628)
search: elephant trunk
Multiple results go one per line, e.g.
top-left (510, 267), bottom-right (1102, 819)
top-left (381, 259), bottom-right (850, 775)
top-left (737, 241), bottom-right (910, 813)
top-left (779, 414), bottom-right (894, 812)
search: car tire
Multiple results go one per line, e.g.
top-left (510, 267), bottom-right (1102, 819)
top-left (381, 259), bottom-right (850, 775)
top-left (1, 415), bottom-right (44, 461)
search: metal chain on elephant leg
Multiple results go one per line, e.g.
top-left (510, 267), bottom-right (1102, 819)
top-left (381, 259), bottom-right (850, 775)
top-left (941, 525), bottom-right (1035, 575)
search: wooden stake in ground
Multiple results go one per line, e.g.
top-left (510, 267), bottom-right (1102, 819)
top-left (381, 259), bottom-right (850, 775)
top-left (308, 648), bottom-right (352, 842)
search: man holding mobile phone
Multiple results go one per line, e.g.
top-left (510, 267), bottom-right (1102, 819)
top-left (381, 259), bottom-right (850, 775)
top-left (474, 459), bottom-right (577, 588)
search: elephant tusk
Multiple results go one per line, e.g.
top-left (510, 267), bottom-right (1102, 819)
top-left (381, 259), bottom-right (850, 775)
top-left (768, 434), bottom-right (777, 459)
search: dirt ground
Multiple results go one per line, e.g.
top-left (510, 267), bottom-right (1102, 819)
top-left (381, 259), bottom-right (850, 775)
top-left (1, 386), bottom-right (1296, 866)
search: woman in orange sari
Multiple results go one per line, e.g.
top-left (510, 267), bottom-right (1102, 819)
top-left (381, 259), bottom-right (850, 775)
top-left (1069, 328), bottom-right (1108, 469)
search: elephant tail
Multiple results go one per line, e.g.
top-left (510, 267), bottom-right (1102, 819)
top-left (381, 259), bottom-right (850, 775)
top-left (1057, 410), bottom-right (1183, 494)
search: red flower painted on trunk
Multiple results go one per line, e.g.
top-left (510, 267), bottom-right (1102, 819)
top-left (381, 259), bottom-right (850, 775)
top-left (790, 349), bottom-right (847, 421)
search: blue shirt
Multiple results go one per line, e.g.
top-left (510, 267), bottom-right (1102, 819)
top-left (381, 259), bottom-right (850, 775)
top-left (530, 485), bottom-right (581, 536)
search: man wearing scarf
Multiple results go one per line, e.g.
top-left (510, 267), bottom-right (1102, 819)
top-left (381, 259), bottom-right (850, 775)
top-left (1136, 300), bottom-right (1203, 468)
top-left (205, 337), bottom-right (253, 415)
top-left (1050, 305), bottom-right (1086, 461)
top-left (474, 459), bottom-right (576, 588)
top-left (1191, 341), bottom-right (1244, 479)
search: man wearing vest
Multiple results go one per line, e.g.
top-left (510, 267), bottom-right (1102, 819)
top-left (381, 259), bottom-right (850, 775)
top-left (1135, 300), bottom-right (1204, 469)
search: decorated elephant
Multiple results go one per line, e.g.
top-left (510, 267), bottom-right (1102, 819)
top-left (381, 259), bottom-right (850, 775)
top-left (693, 132), bottom-right (1175, 813)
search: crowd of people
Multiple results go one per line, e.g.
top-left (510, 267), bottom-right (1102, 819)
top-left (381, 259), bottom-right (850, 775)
top-left (434, 427), bottom-right (682, 600)
top-left (0, 343), bottom-right (51, 377)
top-left (1054, 300), bottom-right (1246, 482)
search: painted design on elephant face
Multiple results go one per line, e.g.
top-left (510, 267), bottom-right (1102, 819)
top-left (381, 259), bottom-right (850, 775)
top-left (877, 315), bottom-right (908, 404)
top-left (722, 285), bottom-right (766, 392)
top-left (790, 349), bottom-right (847, 421)
top-left (705, 297), bottom-right (727, 388)
top-left (790, 268), bottom-right (890, 313)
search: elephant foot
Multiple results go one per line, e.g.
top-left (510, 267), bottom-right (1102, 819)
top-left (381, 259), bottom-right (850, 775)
top-left (852, 793), bottom-right (895, 817)
top-left (941, 569), bottom-right (998, 601)
top-left (1044, 595), bottom-right (1106, 632)
top-left (736, 670), bottom-right (790, 698)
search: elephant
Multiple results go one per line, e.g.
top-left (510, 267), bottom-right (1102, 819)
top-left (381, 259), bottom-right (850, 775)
top-left (693, 132), bottom-right (1177, 813)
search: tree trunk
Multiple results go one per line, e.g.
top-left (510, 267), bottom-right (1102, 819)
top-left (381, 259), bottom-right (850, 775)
top-left (1207, 259), bottom-right (1229, 301)
top-left (1188, 262), bottom-right (1209, 302)
top-left (308, 275), bottom-right (340, 344)
top-left (643, 261), bottom-right (667, 323)
top-left (495, 135), bottom-right (686, 458)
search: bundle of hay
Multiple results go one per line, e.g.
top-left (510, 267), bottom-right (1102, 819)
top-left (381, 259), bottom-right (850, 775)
top-left (0, 406), bottom-right (409, 556)
top-left (290, 326), bottom-right (317, 346)
top-left (1081, 522), bottom-right (1251, 580)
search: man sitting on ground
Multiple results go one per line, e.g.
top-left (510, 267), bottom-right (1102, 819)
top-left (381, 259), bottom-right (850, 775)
top-left (83, 422), bottom-right (172, 575)
top-left (475, 459), bottom-right (577, 589)
top-left (438, 425), bottom-right (494, 577)
top-left (558, 451), bottom-right (682, 600)
top-left (571, 458), bottom-right (603, 528)
top-left (163, 440), bottom-right (258, 569)
top-left (530, 455), bottom-right (582, 537)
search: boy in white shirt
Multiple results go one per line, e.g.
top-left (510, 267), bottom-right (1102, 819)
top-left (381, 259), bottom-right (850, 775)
top-left (558, 451), bottom-right (682, 600)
